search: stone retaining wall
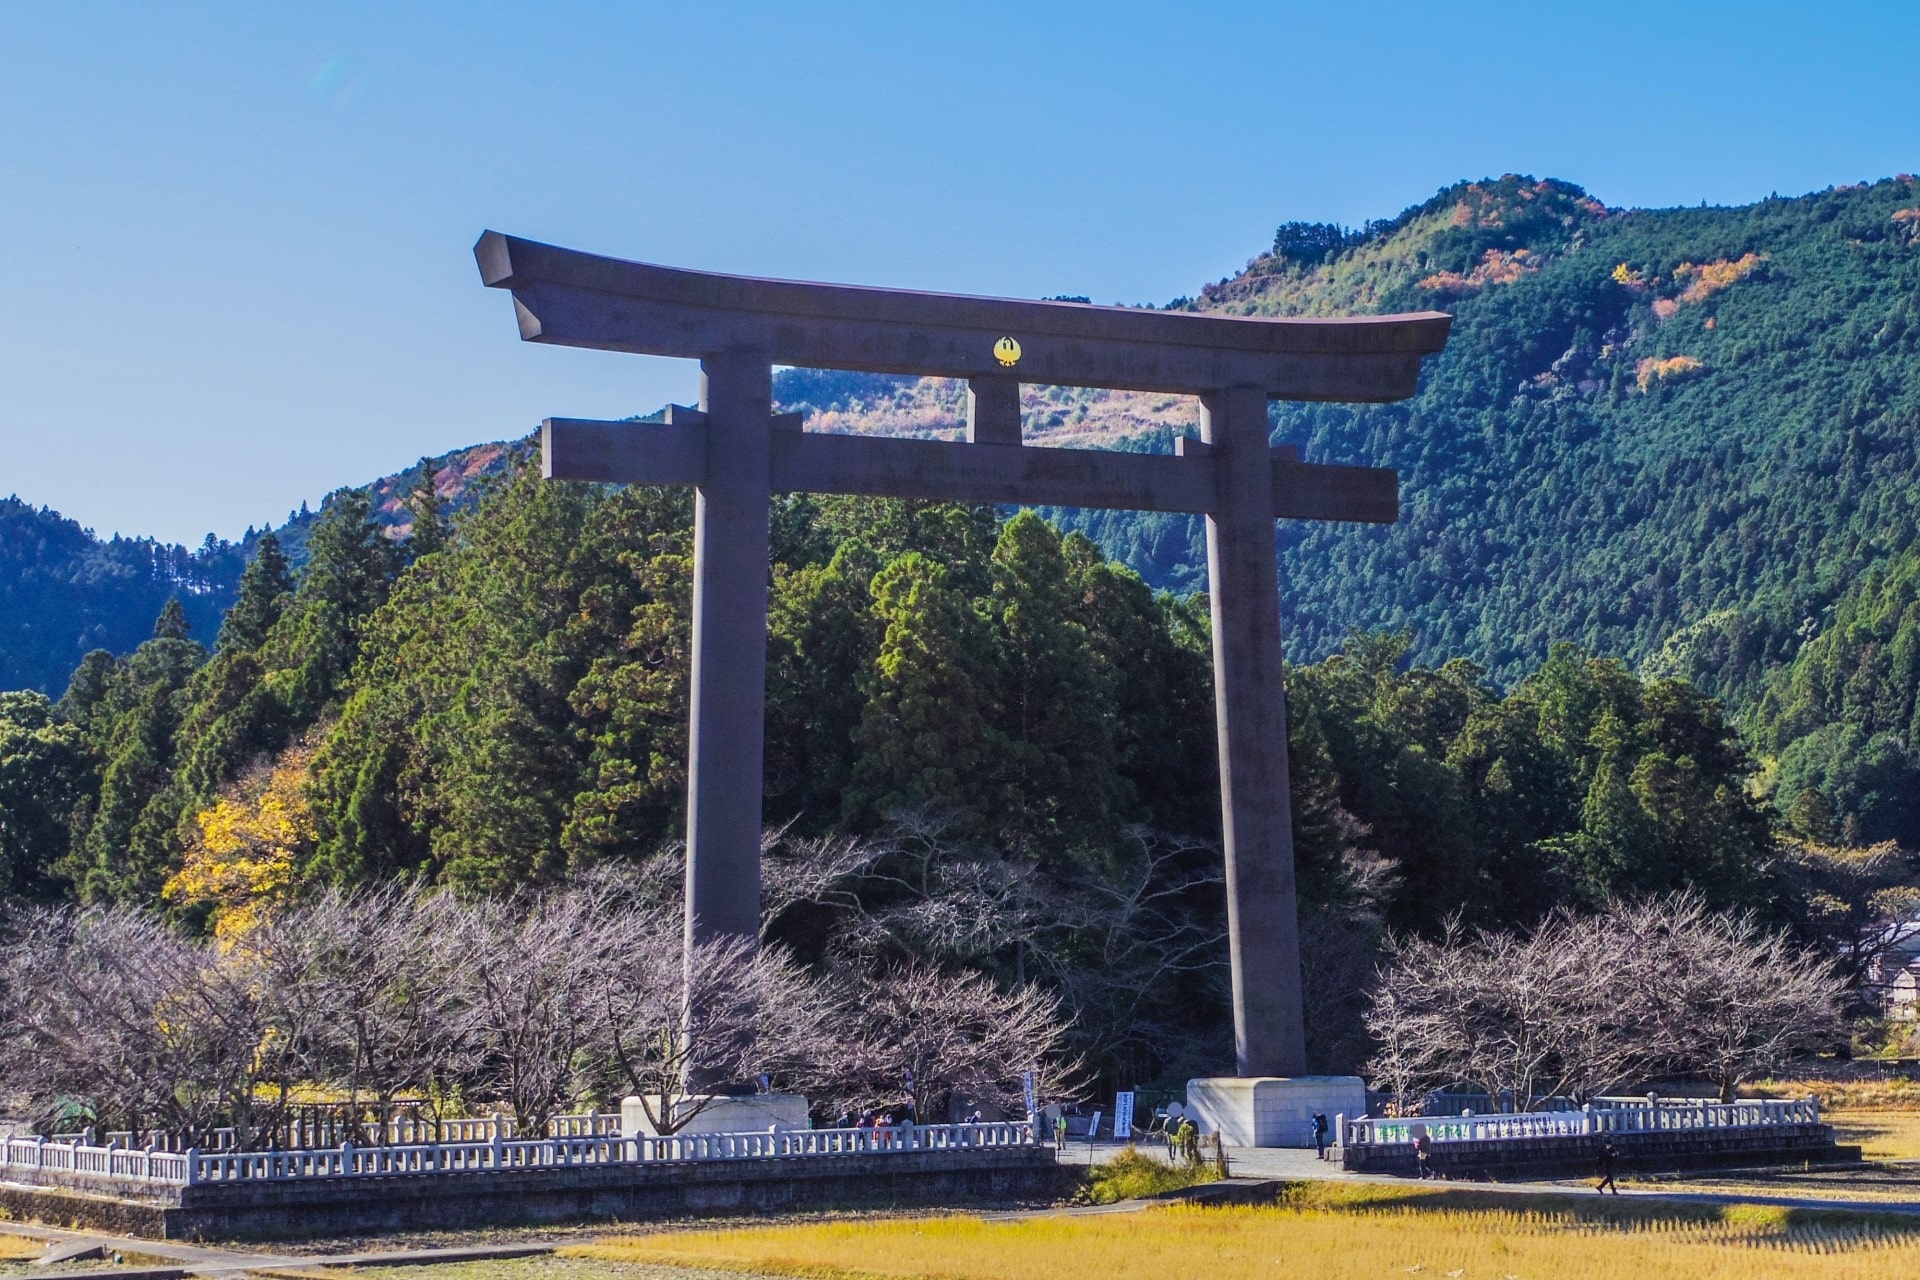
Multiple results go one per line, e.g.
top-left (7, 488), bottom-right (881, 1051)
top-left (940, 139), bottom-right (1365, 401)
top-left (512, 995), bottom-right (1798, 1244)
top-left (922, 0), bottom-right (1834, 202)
top-left (1341, 1123), bottom-right (1859, 1179)
top-left (0, 1147), bottom-right (1071, 1241)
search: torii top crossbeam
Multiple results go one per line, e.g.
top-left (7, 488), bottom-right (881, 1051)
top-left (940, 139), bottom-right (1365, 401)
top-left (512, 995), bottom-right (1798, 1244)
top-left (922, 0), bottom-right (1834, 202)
top-left (476, 231), bottom-right (1450, 1080)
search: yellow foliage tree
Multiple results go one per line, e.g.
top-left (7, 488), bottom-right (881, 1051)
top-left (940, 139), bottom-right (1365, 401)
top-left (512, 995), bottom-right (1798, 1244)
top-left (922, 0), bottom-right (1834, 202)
top-left (1675, 252), bottom-right (1765, 304)
top-left (165, 745), bottom-right (317, 941)
top-left (1635, 354), bottom-right (1706, 392)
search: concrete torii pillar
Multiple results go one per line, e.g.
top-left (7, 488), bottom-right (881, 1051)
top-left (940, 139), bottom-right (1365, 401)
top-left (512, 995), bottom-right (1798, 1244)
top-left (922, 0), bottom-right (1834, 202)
top-left (474, 231), bottom-right (1451, 1088)
top-left (1202, 383), bottom-right (1307, 1076)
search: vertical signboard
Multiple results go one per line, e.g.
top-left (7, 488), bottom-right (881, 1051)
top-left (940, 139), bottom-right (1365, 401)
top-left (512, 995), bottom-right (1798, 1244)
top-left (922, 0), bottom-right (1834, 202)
top-left (1114, 1091), bottom-right (1136, 1141)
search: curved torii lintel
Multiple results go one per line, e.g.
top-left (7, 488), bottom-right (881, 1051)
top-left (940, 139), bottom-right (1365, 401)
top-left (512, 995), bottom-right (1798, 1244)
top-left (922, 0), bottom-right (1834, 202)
top-left (475, 231), bottom-right (1451, 401)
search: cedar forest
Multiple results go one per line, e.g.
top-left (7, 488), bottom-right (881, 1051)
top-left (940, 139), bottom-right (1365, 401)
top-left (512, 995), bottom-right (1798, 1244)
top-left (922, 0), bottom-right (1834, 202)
top-left (3, 173), bottom-right (1919, 1088)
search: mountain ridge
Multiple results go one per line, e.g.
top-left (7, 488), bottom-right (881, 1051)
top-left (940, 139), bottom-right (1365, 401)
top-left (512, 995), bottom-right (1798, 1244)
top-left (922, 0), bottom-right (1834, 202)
top-left (7, 172), bottom-right (1919, 847)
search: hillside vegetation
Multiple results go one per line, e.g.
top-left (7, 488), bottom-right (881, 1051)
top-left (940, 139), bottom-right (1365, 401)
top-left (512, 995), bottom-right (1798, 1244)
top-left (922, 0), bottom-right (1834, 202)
top-left (800, 176), bottom-right (1920, 847)
top-left (3, 176), bottom-right (1918, 1083)
top-left (0, 443), bottom-right (510, 696)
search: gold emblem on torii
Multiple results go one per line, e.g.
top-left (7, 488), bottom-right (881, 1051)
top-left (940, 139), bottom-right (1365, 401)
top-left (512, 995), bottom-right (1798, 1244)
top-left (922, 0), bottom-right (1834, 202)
top-left (993, 336), bottom-right (1021, 367)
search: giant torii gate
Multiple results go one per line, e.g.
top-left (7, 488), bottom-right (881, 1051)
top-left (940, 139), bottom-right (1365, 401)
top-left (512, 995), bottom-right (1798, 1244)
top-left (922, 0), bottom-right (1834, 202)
top-left (475, 232), bottom-right (1450, 1079)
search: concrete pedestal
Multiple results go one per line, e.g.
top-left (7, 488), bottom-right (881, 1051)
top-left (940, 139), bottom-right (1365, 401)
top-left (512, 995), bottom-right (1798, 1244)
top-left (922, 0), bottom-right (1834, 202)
top-left (621, 1093), bottom-right (811, 1137)
top-left (1187, 1076), bottom-right (1365, 1148)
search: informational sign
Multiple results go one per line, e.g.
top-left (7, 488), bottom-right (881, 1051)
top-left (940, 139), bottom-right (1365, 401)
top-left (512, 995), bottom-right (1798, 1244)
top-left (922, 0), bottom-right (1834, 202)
top-left (1113, 1091), bottom-right (1135, 1140)
top-left (1022, 1071), bottom-right (1038, 1119)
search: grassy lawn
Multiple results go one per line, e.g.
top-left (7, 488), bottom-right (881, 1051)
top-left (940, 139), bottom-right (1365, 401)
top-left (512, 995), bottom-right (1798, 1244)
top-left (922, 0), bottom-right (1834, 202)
top-left (539, 1186), bottom-right (1920, 1280)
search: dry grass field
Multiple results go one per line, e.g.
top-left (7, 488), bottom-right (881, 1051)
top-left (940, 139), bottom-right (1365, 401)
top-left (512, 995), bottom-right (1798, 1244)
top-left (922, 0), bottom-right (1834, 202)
top-left (1826, 1107), bottom-right (1920, 1161)
top-left (1743, 1075), bottom-right (1920, 1162)
top-left (559, 1186), bottom-right (1920, 1280)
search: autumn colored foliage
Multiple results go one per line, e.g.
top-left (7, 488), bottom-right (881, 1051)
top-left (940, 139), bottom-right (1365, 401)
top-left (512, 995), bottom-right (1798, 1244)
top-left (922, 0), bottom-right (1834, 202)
top-left (1635, 354), bottom-right (1706, 391)
top-left (164, 742), bottom-right (316, 939)
top-left (1417, 247), bottom-right (1538, 296)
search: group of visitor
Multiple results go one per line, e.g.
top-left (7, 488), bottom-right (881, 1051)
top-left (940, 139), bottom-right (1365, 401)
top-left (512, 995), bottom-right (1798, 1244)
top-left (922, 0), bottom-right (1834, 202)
top-left (832, 1109), bottom-right (910, 1129)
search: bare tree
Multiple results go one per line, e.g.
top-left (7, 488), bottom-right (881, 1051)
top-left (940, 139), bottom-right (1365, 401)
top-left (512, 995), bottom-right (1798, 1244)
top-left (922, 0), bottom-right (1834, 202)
top-left (594, 920), bottom-right (838, 1134)
top-left (238, 884), bottom-right (475, 1135)
top-left (450, 887), bottom-right (620, 1135)
top-left (827, 810), bottom-right (1050, 967)
top-left (608, 825), bottom-right (894, 942)
top-left (1299, 846), bottom-right (1402, 1075)
top-left (1024, 827), bottom-right (1226, 1079)
top-left (1367, 915), bottom-right (1638, 1109)
top-left (1778, 837), bottom-right (1920, 1006)
top-left (1360, 962), bottom-right (1443, 1114)
top-left (761, 827), bottom-right (892, 934)
top-left (0, 904), bottom-right (295, 1146)
top-left (820, 962), bottom-right (1079, 1123)
top-left (1367, 895), bottom-right (1845, 1111)
top-left (1615, 894), bottom-right (1846, 1101)
top-left (1298, 911), bottom-right (1385, 1075)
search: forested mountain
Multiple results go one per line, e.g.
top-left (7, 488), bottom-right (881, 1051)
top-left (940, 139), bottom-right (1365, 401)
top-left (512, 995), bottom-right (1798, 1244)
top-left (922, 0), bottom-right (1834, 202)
top-left (772, 176), bottom-right (1920, 848)
top-left (7, 174), bottom-right (1920, 935)
top-left (5, 466), bottom-right (1786, 1079)
top-left (0, 498), bottom-right (244, 696)
top-left (0, 444), bottom-right (511, 696)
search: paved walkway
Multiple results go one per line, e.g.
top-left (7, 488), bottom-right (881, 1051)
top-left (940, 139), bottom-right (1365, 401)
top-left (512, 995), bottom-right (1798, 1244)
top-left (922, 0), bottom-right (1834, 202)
top-left (9, 1143), bottom-right (1920, 1276)
top-left (1051, 1135), bottom-right (1357, 1179)
top-left (0, 1221), bottom-right (556, 1280)
top-left (1046, 1136), bottom-right (1920, 1219)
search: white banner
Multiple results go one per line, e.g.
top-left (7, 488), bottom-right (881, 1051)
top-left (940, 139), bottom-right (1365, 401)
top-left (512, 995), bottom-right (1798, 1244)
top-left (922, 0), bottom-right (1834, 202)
top-left (1113, 1091), bottom-right (1135, 1140)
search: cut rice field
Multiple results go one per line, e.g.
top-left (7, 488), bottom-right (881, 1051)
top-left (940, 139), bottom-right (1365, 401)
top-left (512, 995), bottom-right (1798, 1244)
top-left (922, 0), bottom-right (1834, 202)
top-left (559, 1184), bottom-right (1920, 1280)
top-left (1828, 1107), bottom-right (1920, 1161)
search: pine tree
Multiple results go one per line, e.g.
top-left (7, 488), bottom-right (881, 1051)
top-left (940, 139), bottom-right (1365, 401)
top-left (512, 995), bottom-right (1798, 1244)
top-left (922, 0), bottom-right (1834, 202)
top-left (218, 534), bottom-right (292, 655)
top-left (153, 598), bottom-right (190, 640)
top-left (765, 538), bottom-right (882, 828)
top-left (59, 649), bottom-right (120, 744)
top-left (848, 552), bottom-right (1001, 827)
top-left (270, 488), bottom-right (401, 725)
top-left (982, 511), bottom-right (1118, 861)
top-left (1063, 532), bottom-right (1216, 838)
top-left (0, 691), bottom-right (91, 897)
top-left (404, 462), bottom-right (450, 560)
top-left (61, 605), bottom-right (206, 902)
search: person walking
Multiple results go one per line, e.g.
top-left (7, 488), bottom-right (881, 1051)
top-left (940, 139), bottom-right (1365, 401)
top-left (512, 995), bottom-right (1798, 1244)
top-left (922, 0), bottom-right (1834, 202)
top-left (1175, 1117), bottom-right (1198, 1165)
top-left (1596, 1138), bottom-right (1620, 1195)
top-left (1414, 1131), bottom-right (1434, 1180)
top-left (1312, 1113), bottom-right (1330, 1161)
top-left (1053, 1112), bottom-right (1069, 1154)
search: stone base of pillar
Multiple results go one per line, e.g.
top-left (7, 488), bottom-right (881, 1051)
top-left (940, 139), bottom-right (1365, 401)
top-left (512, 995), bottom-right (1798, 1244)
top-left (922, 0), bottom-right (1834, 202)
top-left (620, 1093), bottom-right (812, 1137)
top-left (1186, 1076), bottom-right (1365, 1148)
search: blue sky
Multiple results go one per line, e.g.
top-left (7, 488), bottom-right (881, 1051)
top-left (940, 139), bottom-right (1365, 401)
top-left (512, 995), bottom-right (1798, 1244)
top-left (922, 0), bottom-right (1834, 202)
top-left (4, 1), bottom-right (1917, 545)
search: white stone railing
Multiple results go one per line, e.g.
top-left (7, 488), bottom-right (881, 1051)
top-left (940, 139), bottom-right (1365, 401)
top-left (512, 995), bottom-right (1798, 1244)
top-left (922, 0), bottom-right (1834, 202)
top-left (47, 1110), bottom-right (622, 1152)
top-left (1348, 1097), bottom-right (1820, 1146)
top-left (1, 1121), bottom-right (1036, 1188)
top-left (0, 1136), bottom-right (192, 1183)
